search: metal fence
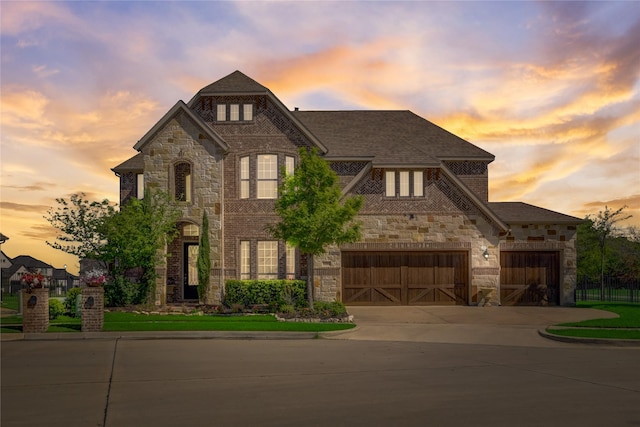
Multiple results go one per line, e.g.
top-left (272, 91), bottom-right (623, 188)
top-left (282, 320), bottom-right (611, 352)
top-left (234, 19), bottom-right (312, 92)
top-left (575, 275), bottom-right (640, 303)
top-left (2, 281), bottom-right (71, 298)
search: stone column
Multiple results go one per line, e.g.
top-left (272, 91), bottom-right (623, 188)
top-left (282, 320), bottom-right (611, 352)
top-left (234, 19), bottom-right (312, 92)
top-left (22, 288), bottom-right (49, 333)
top-left (81, 287), bottom-right (104, 332)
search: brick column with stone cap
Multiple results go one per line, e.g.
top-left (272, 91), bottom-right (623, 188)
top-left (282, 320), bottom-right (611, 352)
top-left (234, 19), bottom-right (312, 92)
top-left (22, 288), bottom-right (49, 333)
top-left (81, 287), bottom-right (104, 332)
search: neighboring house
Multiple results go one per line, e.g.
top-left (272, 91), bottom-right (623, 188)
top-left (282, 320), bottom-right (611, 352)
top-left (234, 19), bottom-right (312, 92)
top-left (2, 255), bottom-right (54, 294)
top-left (113, 70), bottom-right (582, 307)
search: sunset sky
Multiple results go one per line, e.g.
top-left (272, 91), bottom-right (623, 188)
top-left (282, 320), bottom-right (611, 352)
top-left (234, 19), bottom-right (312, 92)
top-left (1, 1), bottom-right (639, 275)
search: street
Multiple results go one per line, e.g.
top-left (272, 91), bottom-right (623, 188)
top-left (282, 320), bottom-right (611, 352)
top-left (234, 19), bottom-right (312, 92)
top-left (2, 337), bottom-right (639, 427)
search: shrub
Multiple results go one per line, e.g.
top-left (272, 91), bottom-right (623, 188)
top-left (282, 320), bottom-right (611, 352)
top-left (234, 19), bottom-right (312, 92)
top-left (104, 275), bottom-right (137, 307)
top-left (313, 301), bottom-right (347, 318)
top-left (225, 280), bottom-right (307, 311)
top-left (49, 299), bottom-right (65, 320)
top-left (64, 287), bottom-right (82, 317)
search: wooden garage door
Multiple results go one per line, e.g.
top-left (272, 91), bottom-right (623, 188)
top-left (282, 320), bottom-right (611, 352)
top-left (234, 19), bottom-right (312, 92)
top-left (342, 251), bottom-right (469, 306)
top-left (500, 251), bottom-right (560, 306)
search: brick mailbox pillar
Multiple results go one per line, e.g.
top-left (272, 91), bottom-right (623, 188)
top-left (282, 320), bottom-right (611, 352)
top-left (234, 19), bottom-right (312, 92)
top-left (22, 288), bottom-right (49, 333)
top-left (81, 286), bottom-right (104, 332)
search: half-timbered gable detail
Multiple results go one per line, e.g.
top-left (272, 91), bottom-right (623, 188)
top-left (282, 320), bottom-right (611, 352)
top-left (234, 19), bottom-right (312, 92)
top-left (114, 70), bottom-right (582, 307)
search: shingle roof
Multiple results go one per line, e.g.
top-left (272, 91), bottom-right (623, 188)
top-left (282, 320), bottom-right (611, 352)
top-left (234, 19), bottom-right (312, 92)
top-left (3, 255), bottom-right (53, 278)
top-left (197, 70), bottom-right (269, 95)
top-left (488, 202), bottom-right (583, 225)
top-left (112, 152), bottom-right (144, 173)
top-left (292, 110), bottom-right (494, 166)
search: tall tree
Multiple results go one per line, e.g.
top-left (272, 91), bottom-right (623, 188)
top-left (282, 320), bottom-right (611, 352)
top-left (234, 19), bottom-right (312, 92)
top-left (268, 147), bottom-right (363, 307)
top-left (197, 211), bottom-right (211, 303)
top-left (100, 189), bottom-right (181, 305)
top-left (45, 193), bottom-right (115, 268)
top-left (587, 205), bottom-right (632, 298)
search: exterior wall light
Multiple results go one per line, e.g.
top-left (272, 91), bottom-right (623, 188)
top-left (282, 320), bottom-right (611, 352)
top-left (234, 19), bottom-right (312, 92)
top-left (481, 245), bottom-right (489, 260)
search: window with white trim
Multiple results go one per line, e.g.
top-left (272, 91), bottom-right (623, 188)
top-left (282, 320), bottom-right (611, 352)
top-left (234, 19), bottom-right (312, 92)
top-left (257, 155), bottom-right (278, 199)
top-left (240, 241), bottom-right (250, 280)
top-left (240, 156), bottom-right (250, 199)
top-left (257, 241), bottom-right (278, 279)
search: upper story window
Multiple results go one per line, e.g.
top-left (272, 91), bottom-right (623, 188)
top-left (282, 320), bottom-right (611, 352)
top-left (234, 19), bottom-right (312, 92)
top-left (239, 154), bottom-right (295, 199)
top-left (174, 162), bottom-right (192, 202)
top-left (385, 170), bottom-right (424, 198)
top-left (230, 104), bottom-right (240, 121)
top-left (240, 156), bottom-right (250, 199)
top-left (216, 103), bottom-right (254, 122)
top-left (217, 104), bottom-right (226, 121)
top-left (257, 154), bottom-right (278, 199)
top-left (136, 173), bottom-right (144, 199)
top-left (285, 156), bottom-right (295, 175)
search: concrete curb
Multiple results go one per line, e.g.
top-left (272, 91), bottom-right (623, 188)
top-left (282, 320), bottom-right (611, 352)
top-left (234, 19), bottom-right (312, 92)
top-left (538, 328), bottom-right (640, 347)
top-left (2, 330), bottom-right (318, 341)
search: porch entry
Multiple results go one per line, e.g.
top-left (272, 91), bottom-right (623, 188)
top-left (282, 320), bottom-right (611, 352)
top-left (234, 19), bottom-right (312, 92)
top-left (183, 242), bottom-right (199, 300)
top-left (342, 251), bottom-right (469, 306)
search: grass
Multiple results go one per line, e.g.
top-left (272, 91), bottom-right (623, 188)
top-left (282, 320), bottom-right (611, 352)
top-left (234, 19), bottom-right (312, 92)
top-left (547, 302), bottom-right (640, 341)
top-left (1, 294), bottom-right (19, 311)
top-left (0, 311), bottom-right (356, 334)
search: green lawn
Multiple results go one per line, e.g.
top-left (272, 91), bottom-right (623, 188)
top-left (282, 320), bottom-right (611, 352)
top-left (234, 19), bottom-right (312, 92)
top-left (547, 302), bottom-right (640, 341)
top-left (1, 294), bottom-right (19, 311)
top-left (0, 311), bottom-right (355, 334)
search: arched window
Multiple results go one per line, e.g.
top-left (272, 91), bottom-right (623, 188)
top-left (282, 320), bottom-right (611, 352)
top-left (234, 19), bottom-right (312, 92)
top-left (174, 162), bottom-right (192, 202)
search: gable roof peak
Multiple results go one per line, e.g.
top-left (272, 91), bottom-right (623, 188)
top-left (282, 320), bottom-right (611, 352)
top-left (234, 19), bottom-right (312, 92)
top-left (197, 70), bottom-right (269, 95)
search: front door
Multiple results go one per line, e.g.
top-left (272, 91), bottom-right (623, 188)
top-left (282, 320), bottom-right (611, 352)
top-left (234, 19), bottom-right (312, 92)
top-left (183, 243), bottom-right (199, 300)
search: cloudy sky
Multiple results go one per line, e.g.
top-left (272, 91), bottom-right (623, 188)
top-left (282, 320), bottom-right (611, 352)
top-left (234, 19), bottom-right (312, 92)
top-left (1, 1), bottom-right (639, 275)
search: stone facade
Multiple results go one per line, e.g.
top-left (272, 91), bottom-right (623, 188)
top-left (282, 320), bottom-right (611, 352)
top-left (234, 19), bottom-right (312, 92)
top-left (114, 71), bottom-right (582, 307)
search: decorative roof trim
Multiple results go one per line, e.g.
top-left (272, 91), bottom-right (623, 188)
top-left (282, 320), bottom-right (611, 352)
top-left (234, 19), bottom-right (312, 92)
top-left (341, 162), bottom-right (372, 197)
top-left (133, 101), bottom-right (229, 153)
top-left (439, 164), bottom-right (509, 232)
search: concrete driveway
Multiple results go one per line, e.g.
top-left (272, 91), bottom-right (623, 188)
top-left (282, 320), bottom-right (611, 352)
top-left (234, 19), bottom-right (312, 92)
top-left (327, 305), bottom-right (618, 347)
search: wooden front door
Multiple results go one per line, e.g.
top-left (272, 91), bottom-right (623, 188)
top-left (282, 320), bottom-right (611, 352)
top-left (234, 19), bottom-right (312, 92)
top-left (500, 251), bottom-right (560, 306)
top-left (342, 251), bottom-right (469, 306)
top-left (183, 243), bottom-right (199, 300)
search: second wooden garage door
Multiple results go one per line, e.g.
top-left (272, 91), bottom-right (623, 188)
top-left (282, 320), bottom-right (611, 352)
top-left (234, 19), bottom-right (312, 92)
top-left (342, 251), bottom-right (469, 305)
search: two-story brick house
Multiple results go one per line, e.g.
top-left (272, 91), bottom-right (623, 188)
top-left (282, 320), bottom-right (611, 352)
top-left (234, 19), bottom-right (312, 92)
top-left (113, 70), bottom-right (582, 307)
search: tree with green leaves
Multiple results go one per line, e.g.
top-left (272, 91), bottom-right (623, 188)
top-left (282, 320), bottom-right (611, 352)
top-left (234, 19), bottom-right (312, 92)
top-left (267, 147), bottom-right (363, 307)
top-left (586, 205), bottom-right (632, 299)
top-left (45, 193), bottom-right (115, 268)
top-left (197, 211), bottom-right (211, 303)
top-left (100, 189), bottom-right (181, 305)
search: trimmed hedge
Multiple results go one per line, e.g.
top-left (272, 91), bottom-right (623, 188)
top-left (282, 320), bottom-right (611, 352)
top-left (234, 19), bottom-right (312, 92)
top-left (225, 280), bottom-right (307, 310)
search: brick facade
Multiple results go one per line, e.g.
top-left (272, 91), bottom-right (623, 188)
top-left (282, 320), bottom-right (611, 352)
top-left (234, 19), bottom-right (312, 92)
top-left (22, 288), bottom-right (49, 333)
top-left (81, 287), bottom-right (104, 332)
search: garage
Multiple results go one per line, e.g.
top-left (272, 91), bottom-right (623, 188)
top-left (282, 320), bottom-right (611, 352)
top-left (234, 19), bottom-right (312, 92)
top-left (342, 251), bottom-right (469, 305)
top-left (500, 251), bottom-right (560, 306)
